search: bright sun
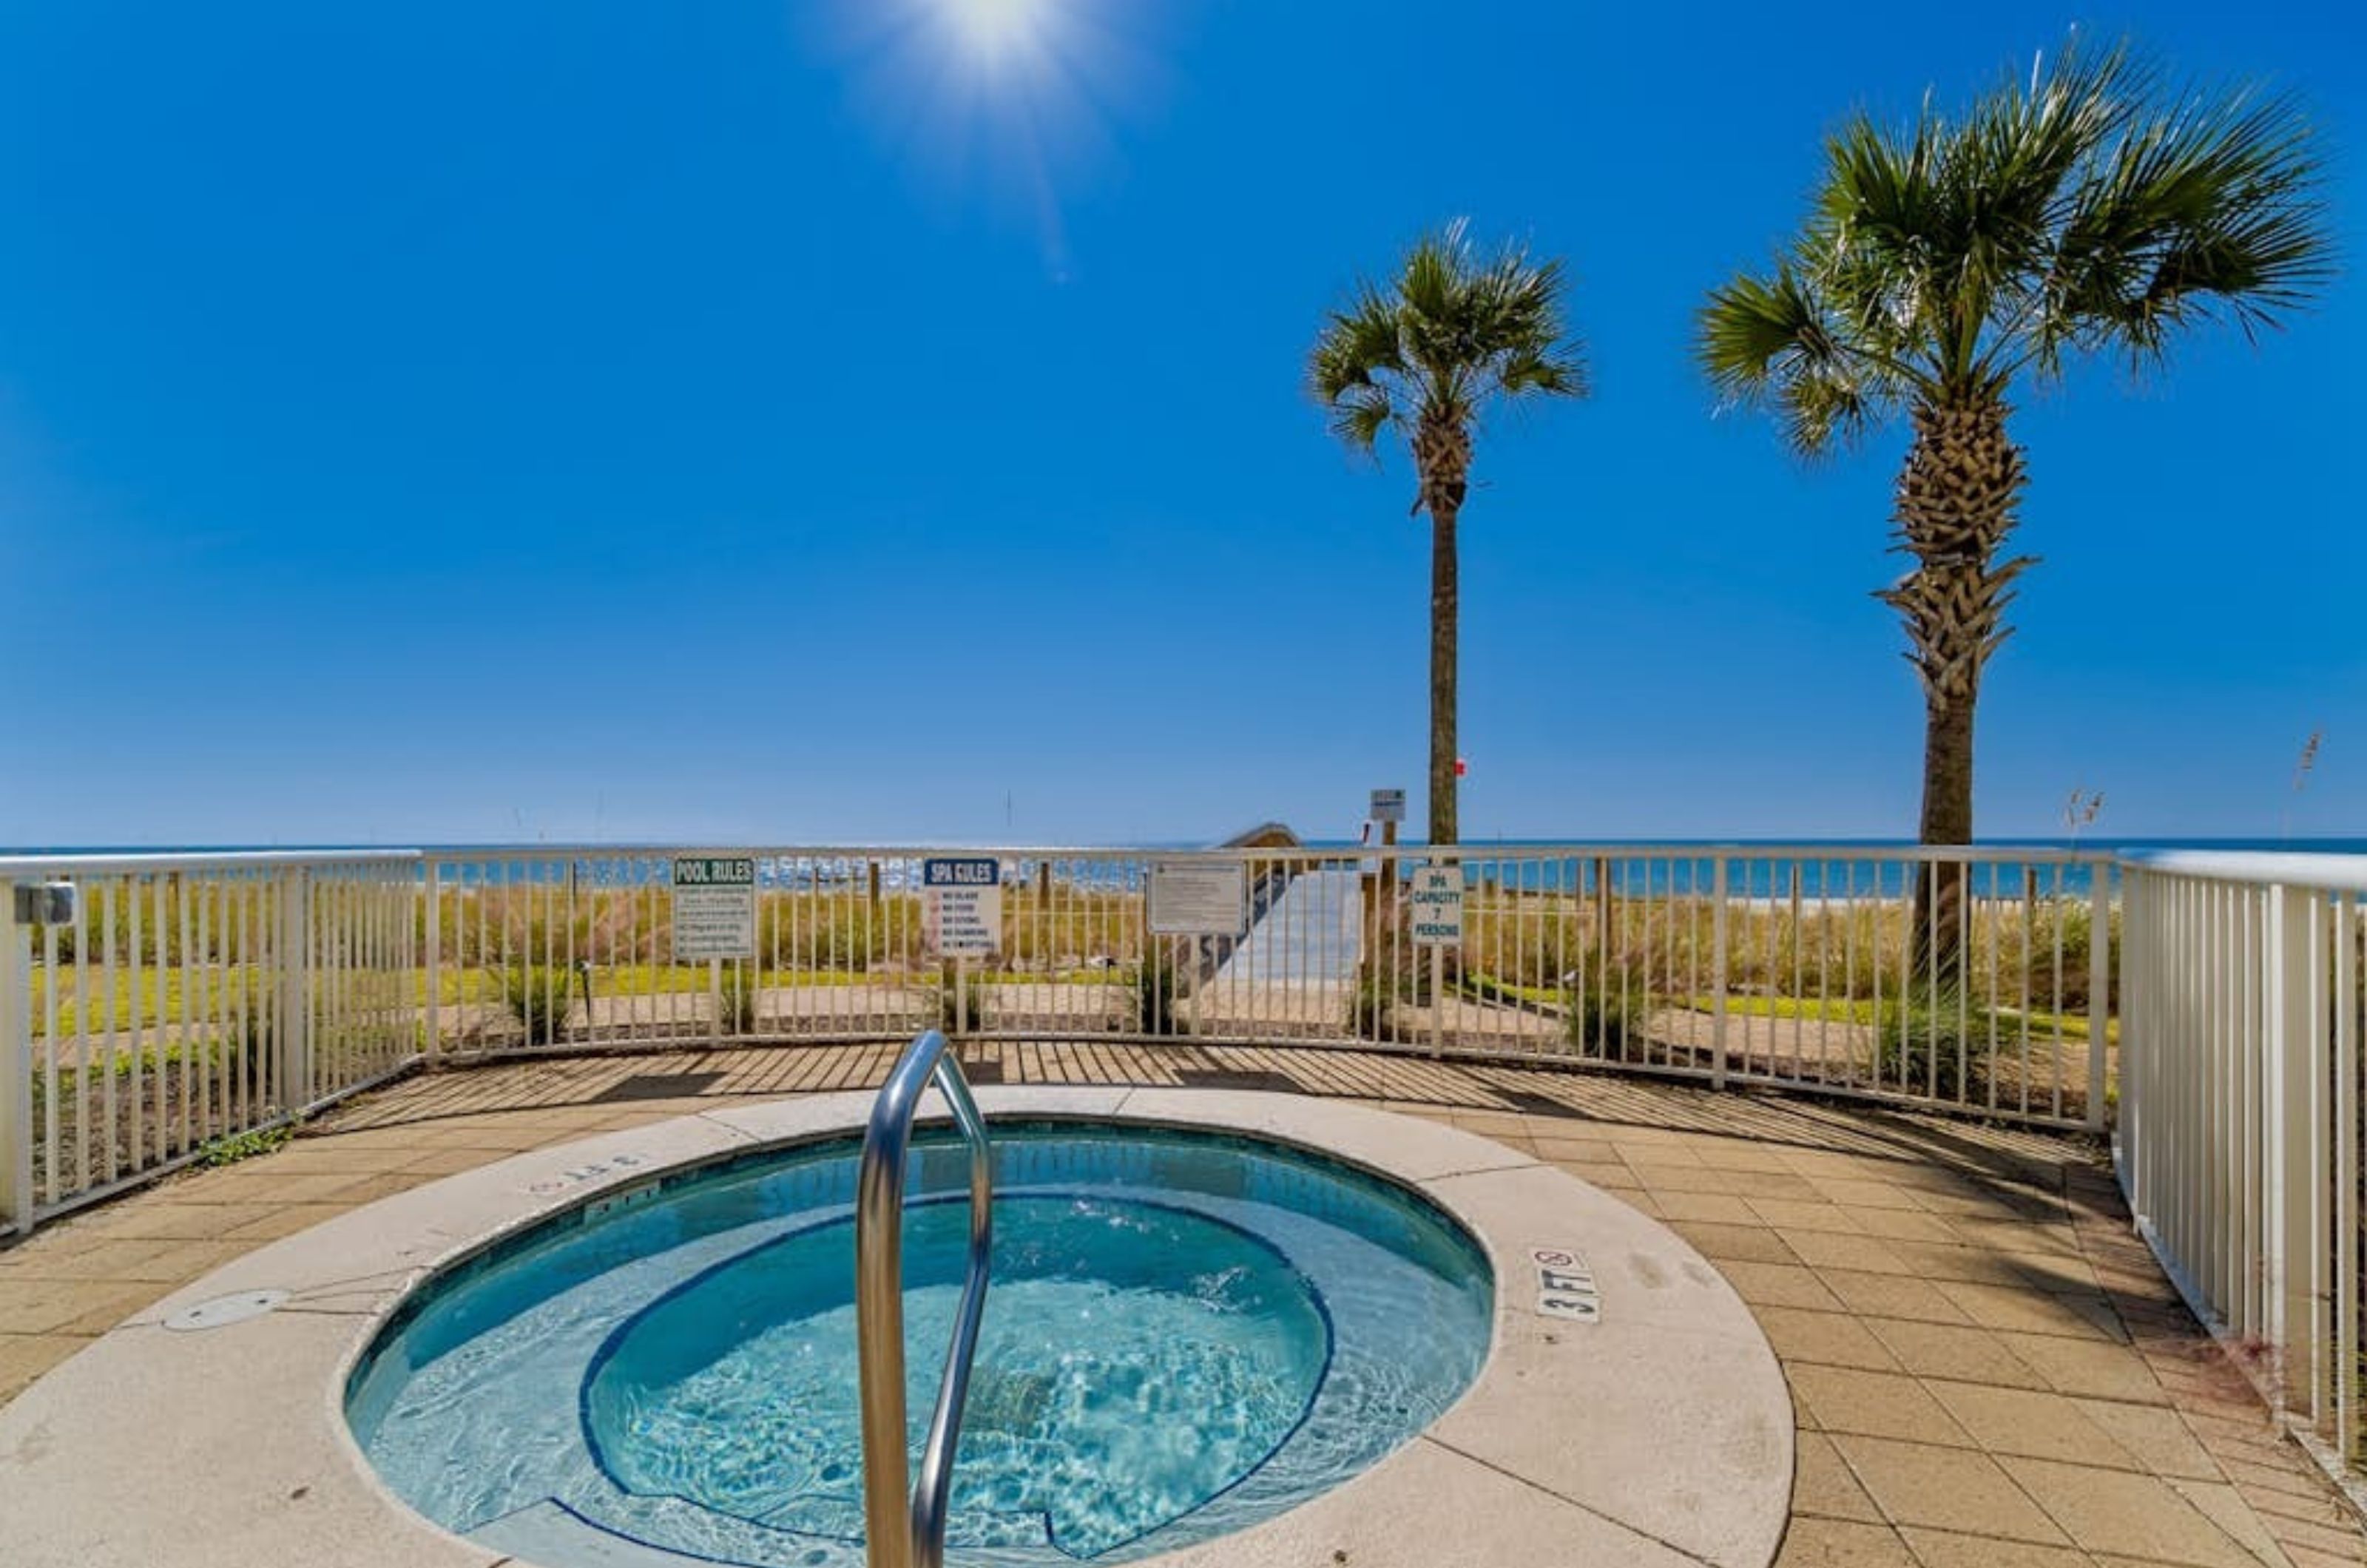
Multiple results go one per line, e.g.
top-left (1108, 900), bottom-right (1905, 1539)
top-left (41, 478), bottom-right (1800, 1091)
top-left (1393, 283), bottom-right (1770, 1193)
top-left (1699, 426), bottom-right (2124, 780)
top-left (933, 0), bottom-right (1053, 61)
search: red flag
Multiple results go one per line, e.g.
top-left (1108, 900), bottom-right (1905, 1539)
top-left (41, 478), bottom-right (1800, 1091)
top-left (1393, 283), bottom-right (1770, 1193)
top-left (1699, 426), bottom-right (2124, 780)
top-left (1454, 757), bottom-right (1468, 777)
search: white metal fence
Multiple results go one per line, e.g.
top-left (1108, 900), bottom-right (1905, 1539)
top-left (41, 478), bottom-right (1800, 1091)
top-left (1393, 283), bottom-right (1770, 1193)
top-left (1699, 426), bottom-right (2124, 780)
top-left (0, 852), bottom-right (418, 1232)
top-left (2118, 852), bottom-right (2367, 1486)
top-left (3, 842), bottom-right (2113, 1237)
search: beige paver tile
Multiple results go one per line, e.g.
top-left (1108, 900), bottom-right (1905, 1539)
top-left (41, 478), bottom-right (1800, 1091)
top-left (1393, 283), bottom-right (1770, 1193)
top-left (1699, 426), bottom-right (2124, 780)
top-left (2260, 1513), bottom-right (2367, 1564)
top-left (2169, 1479), bottom-right (2297, 1567)
top-left (0, 1279), bottom-right (159, 1336)
top-left (1897, 1528), bottom-right (2098, 1567)
top-left (1937, 1282), bottom-right (2126, 1341)
top-left (1785, 1231), bottom-right (1919, 1276)
top-left (1945, 1220), bottom-right (2084, 1257)
top-left (84, 1201), bottom-right (290, 1242)
top-left (1721, 1260), bottom-right (1849, 1311)
top-left (1846, 1208), bottom-right (1965, 1243)
top-left (1530, 1136), bottom-right (1615, 1163)
top-left (1818, 1270), bottom-right (1980, 1325)
top-left (1673, 1221), bottom-right (1803, 1265)
top-left (1811, 1178), bottom-right (1934, 1213)
top-left (1760, 1307), bottom-right (1906, 1372)
top-left (1864, 1319), bottom-right (2051, 1391)
top-left (1780, 1517), bottom-right (1920, 1565)
top-left (1997, 1457), bottom-right (2262, 1567)
top-left (1752, 1199), bottom-right (1869, 1234)
top-left (1795, 1430), bottom-right (1886, 1522)
top-left (1789, 1366), bottom-right (1975, 1446)
top-left (1997, 1335), bottom-right (2168, 1405)
top-left (1922, 1384), bottom-right (2138, 1469)
top-left (9, 1239), bottom-right (180, 1281)
top-left (2070, 1400), bottom-right (2221, 1482)
top-left (1834, 1436), bottom-right (2070, 1544)
top-left (402, 1147), bottom-right (508, 1177)
top-left (1629, 1161), bottom-right (1752, 1194)
top-left (218, 1203), bottom-right (367, 1243)
top-left (0, 1334), bottom-right (87, 1405)
top-left (1695, 1140), bottom-right (1807, 1174)
top-left (1651, 1190), bottom-right (1763, 1224)
top-left (102, 1240), bottom-right (263, 1285)
top-left (2266, 1548), bottom-right (2367, 1568)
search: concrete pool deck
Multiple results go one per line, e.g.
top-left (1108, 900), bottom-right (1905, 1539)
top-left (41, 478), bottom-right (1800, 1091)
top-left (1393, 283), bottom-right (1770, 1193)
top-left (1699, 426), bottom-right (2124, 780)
top-left (1, 1041), bottom-right (2363, 1568)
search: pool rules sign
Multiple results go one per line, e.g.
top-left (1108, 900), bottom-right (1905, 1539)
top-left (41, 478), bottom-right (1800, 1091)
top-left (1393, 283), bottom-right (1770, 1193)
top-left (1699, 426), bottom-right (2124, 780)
top-left (672, 856), bottom-right (756, 961)
top-left (924, 856), bottom-right (1002, 958)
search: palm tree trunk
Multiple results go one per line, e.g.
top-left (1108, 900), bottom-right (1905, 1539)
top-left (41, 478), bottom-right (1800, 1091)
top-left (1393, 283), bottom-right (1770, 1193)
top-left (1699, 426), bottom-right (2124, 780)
top-left (1882, 391), bottom-right (2033, 987)
top-left (1914, 688), bottom-right (1976, 990)
top-left (1429, 502), bottom-right (1458, 848)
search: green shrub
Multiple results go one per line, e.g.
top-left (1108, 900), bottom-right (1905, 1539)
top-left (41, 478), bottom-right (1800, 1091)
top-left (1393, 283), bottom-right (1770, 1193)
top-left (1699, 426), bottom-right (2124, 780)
top-left (937, 969), bottom-right (990, 1034)
top-left (1564, 974), bottom-right (1649, 1055)
top-left (1349, 973), bottom-right (1399, 1040)
top-left (197, 1123), bottom-right (296, 1167)
top-left (493, 964), bottom-right (573, 1046)
top-left (1872, 986), bottom-right (1997, 1101)
top-left (1132, 953), bottom-right (1184, 1036)
top-left (719, 966), bottom-right (763, 1035)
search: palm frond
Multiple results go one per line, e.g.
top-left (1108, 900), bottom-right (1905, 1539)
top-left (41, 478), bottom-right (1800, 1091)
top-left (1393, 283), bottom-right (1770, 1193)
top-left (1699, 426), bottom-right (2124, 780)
top-left (1701, 30), bottom-right (2329, 427)
top-left (1308, 219), bottom-right (1587, 462)
top-left (1699, 256), bottom-right (1908, 454)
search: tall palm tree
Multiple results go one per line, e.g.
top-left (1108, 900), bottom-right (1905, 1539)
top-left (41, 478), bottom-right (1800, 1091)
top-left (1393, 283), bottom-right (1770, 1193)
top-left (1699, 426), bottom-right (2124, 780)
top-left (1700, 38), bottom-right (2329, 970)
top-left (1311, 220), bottom-right (1587, 845)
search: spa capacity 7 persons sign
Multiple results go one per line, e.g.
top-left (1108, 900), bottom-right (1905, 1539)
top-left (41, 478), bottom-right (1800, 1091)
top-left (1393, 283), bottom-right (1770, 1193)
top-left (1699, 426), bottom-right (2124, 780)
top-left (672, 856), bottom-right (756, 962)
top-left (924, 856), bottom-right (1002, 958)
top-left (1409, 865), bottom-right (1464, 947)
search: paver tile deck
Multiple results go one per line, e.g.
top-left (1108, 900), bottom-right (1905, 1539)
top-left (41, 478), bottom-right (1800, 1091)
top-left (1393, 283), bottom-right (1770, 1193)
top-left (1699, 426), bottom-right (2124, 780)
top-left (4, 1040), bottom-right (2362, 1568)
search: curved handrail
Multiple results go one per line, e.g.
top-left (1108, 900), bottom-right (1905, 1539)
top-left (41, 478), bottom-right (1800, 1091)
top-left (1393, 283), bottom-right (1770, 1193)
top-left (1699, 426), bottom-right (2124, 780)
top-left (855, 1030), bottom-right (993, 1568)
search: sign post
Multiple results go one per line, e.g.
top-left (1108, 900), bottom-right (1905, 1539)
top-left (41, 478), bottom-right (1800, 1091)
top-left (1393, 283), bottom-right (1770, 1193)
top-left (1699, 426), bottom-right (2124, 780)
top-left (672, 856), bottom-right (756, 1046)
top-left (1411, 865), bottom-right (1463, 1055)
top-left (924, 857), bottom-right (1003, 1037)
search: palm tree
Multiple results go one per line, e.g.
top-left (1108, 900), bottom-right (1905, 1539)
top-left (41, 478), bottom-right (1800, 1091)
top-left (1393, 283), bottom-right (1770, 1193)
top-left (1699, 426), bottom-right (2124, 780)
top-left (1311, 220), bottom-right (1587, 845)
top-left (1700, 38), bottom-right (2329, 972)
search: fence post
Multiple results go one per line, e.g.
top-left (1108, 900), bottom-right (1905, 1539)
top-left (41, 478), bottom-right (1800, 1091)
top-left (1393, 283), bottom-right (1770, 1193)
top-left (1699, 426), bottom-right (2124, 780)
top-left (2088, 867), bottom-right (2111, 1132)
top-left (2266, 883), bottom-right (2322, 1416)
top-left (423, 862), bottom-right (442, 1064)
top-left (2, 888), bottom-right (33, 1237)
top-left (1711, 857), bottom-right (1729, 1091)
top-left (277, 869), bottom-right (312, 1115)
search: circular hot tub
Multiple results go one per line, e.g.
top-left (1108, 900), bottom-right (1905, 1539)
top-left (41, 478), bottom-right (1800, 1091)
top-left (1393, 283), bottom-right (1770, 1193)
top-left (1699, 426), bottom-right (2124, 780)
top-left (347, 1123), bottom-right (1493, 1567)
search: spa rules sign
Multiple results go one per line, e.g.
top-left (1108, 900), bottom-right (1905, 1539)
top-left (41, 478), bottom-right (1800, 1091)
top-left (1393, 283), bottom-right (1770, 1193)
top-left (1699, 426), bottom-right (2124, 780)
top-left (924, 856), bottom-right (1002, 958)
top-left (672, 856), bottom-right (757, 962)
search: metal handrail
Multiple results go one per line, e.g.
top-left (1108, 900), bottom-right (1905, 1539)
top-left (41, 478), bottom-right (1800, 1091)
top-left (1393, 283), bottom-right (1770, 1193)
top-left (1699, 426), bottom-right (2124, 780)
top-left (855, 1030), bottom-right (993, 1568)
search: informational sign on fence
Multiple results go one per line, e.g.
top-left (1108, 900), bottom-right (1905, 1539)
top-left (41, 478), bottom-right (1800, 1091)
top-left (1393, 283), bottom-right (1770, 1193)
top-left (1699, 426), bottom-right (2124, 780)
top-left (1148, 861), bottom-right (1247, 936)
top-left (1409, 865), bottom-right (1463, 947)
top-left (924, 856), bottom-right (1002, 958)
top-left (671, 856), bottom-right (756, 961)
top-left (1368, 788), bottom-right (1406, 824)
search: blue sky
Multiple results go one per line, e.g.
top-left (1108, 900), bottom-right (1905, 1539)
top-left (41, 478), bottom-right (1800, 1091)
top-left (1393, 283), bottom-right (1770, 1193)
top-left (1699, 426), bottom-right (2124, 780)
top-left (1, 0), bottom-right (2359, 848)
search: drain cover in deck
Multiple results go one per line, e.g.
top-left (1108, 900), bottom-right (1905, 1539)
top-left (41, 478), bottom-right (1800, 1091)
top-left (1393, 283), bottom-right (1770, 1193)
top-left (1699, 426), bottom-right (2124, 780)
top-left (165, 1290), bottom-right (289, 1332)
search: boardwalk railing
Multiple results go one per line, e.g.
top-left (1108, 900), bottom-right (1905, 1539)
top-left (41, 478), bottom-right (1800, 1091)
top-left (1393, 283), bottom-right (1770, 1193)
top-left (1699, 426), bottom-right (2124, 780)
top-left (2118, 852), bottom-right (2367, 1490)
top-left (2, 842), bottom-right (2116, 1232)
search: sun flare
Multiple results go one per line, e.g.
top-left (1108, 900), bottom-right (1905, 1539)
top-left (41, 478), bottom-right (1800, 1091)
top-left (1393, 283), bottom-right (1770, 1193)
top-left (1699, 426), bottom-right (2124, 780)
top-left (932, 0), bottom-right (1056, 64)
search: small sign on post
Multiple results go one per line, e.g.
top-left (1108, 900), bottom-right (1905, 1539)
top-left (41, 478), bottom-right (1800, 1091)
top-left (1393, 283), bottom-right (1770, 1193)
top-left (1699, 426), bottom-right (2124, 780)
top-left (671, 856), bottom-right (756, 962)
top-left (1409, 865), bottom-right (1463, 947)
top-left (924, 857), bottom-right (1002, 957)
top-left (1148, 862), bottom-right (1247, 937)
top-left (1368, 788), bottom-right (1406, 825)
